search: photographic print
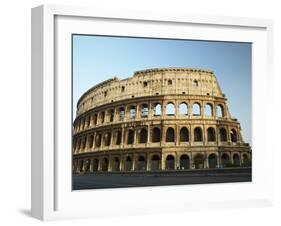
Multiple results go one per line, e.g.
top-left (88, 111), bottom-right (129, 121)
top-left (71, 35), bottom-right (252, 190)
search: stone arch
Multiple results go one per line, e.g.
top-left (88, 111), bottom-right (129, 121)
top-left (166, 102), bottom-right (175, 115)
top-left (93, 158), bottom-right (99, 172)
top-left (207, 127), bottom-right (216, 142)
top-left (194, 154), bottom-right (204, 169)
top-left (136, 155), bottom-right (146, 171)
top-left (180, 127), bottom-right (189, 142)
top-left (205, 103), bottom-right (213, 116)
top-left (179, 102), bottom-right (188, 115)
top-left (192, 102), bottom-right (201, 115)
top-left (230, 129), bottom-right (238, 142)
top-left (220, 128), bottom-right (228, 142)
top-left (154, 103), bottom-right (162, 116)
top-left (221, 153), bottom-right (230, 167)
top-left (165, 155), bottom-right (175, 170)
top-left (112, 157), bottom-right (120, 171)
top-left (233, 153), bottom-right (240, 166)
top-left (150, 154), bottom-right (161, 171)
top-left (194, 127), bottom-right (203, 142)
top-left (166, 127), bottom-right (175, 142)
top-left (180, 154), bottom-right (190, 170)
top-left (141, 103), bottom-right (149, 118)
top-left (125, 156), bottom-right (133, 171)
top-left (88, 135), bottom-right (94, 149)
top-left (127, 129), bottom-right (134, 145)
top-left (208, 153), bottom-right (217, 168)
top-left (115, 130), bottom-right (122, 145)
top-left (152, 127), bottom-right (161, 142)
top-left (101, 157), bottom-right (109, 171)
top-left (95, 134), bottom-right (101, 147)
top-left (139, 128), bottom-right (148, 143)
top-left (129, 105), bottom-right (136, 119)
top-left (103, 132), bottom-right (111, 146)
top-left (217, 104), bottom-right (224, 117)
top-left (119, 106), bottom-right (125, 121)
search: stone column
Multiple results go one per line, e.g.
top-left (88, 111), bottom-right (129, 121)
top-left (161, 154), bottom-right (166, 170)
top-left (147, 125), bottom-right (150, 144)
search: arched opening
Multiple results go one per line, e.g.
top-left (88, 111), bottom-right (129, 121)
top-left (221, 153), bottom-right (230, 167)
top-left (208, 154), bottom-right (217, 168)
top-left (194, 127), bottom-right (203, 142)
top-left (112, 157), bottom-right (120, 171)
top-left (165, 155), bottom-right (175, 170)
top-left (192, 103), bottom-right (201, 115)
top-left (152, 127), bottom-right (161, 142)
top-left (93, 114), bottom-right (98, 125)
top-left (180, 155), bottom-right (190, 170)
top-left (101, 158), bottom-right (109, 171)
top-left (193, 80), bottom-right (199, 87)
top-left (136, 156), bottom-right (146, 171)
top-left (168, 79), bottom-right (173, 85)
top-left (95, 134), bottom-right (101, 147)
top-left (220, 128), bottom-right (228, 142)
top-left (207, 127), bottom-right (216, 142)
top-left (85, 159), bottom-right (91, 173)
top-left (205, 103), bottom-right (213, 116)
top-left (179, 103), bottom-right (188, 115)
top-left (150, 155), bottom-right (161, 171)
top-left (82, 137), bottom-right (87, 150)
top-left (115, 131), bottom-right (122, 145)
top-left (88, 135), bottom-right (94, 149)
top-left (154, 103), bottom-right (161, 116)
top-left (119, 107), bottom-right (125, 121)
top-left (141, 103), bottom-right (149, 118)
top-left (216, 104), bottom-right (224, 117)
top-left (166, 127), bottom-right (175, 142)
top-left (233, 154), bottom-right (240, 166)
top-left (230, 129), bottom-right (238, 142)
top-left (125, 156), bottom-right (133, 171)
top-left (79, 159), bottom-right (84, 172)
top-left (180, 127), bottom-right (189, 142)
top-left (139, 128), bottom-right (148, 143)
top-left (166, 103), bottom-right (175, 115)
top-left (127, 129), bottom-right (134, 144)
top-left (101, 111), bottom-right (105, 124)
top-left (130, 105), bottom-right (136, 119)
top-left (194, 154), bottom-right (204, 169)
top-left (93, 159), bottom-right (99, 171)
top-left (103, 132), bottom-right (111, 146)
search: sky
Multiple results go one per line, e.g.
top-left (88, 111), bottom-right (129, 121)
top-left (72, 35), bottom-right (252, 144)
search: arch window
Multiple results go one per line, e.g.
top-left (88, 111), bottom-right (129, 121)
top-left (93, 113), bottom-right (98, 125)
top-left (136, 156), bottom-right (146, 171)
top-left (165, 155), bottom-right (175, 170)
top-left (119, 107), bottom-right (125, 121)
top-left (192, 103), bottom-right (201, 115)
top-left (139, 128), bottom-right (148, 143)
top-left (166, 127), bottom-right (175, 142)
top-left (179, 103), bottom-right (188, 115)
top-left (230, 129), bottom-right (238, 142)
top-left (125, 156), bottom-right (132, 171)
top-left (166, 103), bottom-right (175, 115)
top-left (233, 154), bottom-right (240, 166)
top-left (93, 159), bottom-right (99, 171)
top-left (207, 127), bottom-right (216, 142)
top-left (101, 111), bottom-right (105, 124)
top-left (101, 158), bottom-right (109, 171)
top-left (112, 157), bottom-right (120, 171)
top-left (115, 131), bottom-right (122, 145)
top-left (208, 154), bottom-right (217, 168)
top-left (152, 127), bottom-right (161, 143)
top-left (220, 128), bottom-right (228, 142)
top-left (194, 127), bottom-right (203, 142)
top-left (180, 127), bottom-right (189, 142)
top-left (104, 132), bottom-right (111, 146)
top-left (216, 104), bottom-right (224, 117)
top-left (194, 154), bottom-right (204, 169)
top-left (154, 103), bottom-right (161, 116)
top-left (88, 135), bottom-right (94, 148)
top-left (129, 105), bottom-right (136, 119)
top-left (127, 129), bottom-right (134, 145)
top-left (141, 104), bottom-right (149, 118)
top-left (205, 103), bottom-right (213, 116)
top-left (180, 155), bottom-right (190, 170)
top-left (168, 79), bottom-right (173, 85)
top-left (151, 155), bottom-right (161, 171)
top-left (95, 134), bottom-right (101, 147)
top-left (221, 153), bottom-right (230, 167)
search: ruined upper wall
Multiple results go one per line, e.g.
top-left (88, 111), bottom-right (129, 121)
top-left (76, 68), bottom-right (224, 116)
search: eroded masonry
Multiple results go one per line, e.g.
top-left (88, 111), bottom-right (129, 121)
top-left (72, 68), bottom-right (251, 173)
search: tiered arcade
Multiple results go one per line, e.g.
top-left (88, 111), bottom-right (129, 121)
top-left (72, 68), bottom-right (251, 173)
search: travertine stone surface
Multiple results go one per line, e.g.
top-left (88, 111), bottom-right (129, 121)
top-left (72, 68), bottom-right (251, 173)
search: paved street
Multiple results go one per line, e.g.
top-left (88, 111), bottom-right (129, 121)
top-left (72, 168), bottom-right (251, 190)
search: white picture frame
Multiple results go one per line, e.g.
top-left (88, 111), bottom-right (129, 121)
top-left (31, 4), bottom-right (274, 221)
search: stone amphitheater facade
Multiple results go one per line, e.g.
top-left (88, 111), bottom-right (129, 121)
top-left (72, 68), bottom-right (251, 173)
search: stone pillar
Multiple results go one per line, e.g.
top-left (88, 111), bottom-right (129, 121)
top-left (147, 155), bottom-right (150, 171)
top-left (161, 154), bottom-right (166, 170)
top-left (132, 155), bottom-right (136, 171)
top-left (121, 127), bottom-right (125, 146)
top-left (147, 125), bottom-right (150, 144)
top-left (205, 153), bottom-right (209, 168)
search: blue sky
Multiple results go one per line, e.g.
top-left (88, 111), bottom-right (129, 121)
top-left (72, 35), bottom-right (252, 144)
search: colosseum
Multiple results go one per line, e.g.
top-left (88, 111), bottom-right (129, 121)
top-left (72, 67), bottom-right (251, 174)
